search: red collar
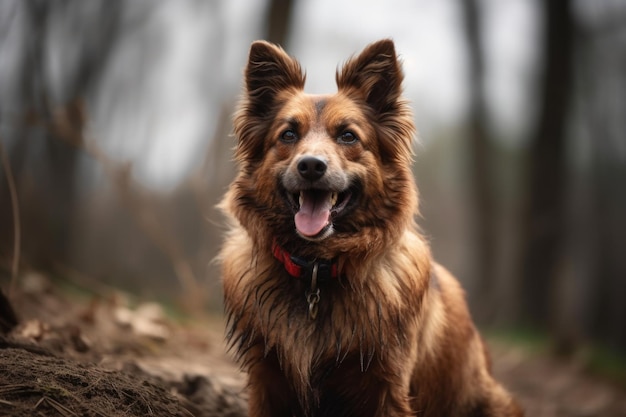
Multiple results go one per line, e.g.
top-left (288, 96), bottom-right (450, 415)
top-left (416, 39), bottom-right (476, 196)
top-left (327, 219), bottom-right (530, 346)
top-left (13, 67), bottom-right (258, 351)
top-left (272, 239), bottom-right (339, 280)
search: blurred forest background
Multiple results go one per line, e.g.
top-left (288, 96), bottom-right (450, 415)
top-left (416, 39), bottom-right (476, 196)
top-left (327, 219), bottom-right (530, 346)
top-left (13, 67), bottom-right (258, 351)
top-left (0, 0), bottom-right (624, 363)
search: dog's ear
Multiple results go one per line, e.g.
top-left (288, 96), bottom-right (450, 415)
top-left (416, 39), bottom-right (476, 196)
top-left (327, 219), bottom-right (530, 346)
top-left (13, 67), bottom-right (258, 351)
top-left (234, 41), bottom-right (305, 163)
top-left (336, 39), bottom-right (403, 115)
top-left (244, 41), bottom-right (305, 117)
top-left (337, 40), bottom-right (414, 164)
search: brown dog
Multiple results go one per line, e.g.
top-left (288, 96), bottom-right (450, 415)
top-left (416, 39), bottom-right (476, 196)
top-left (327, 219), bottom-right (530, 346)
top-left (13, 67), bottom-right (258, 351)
top-left (219, 39), bottom-right (523, 417)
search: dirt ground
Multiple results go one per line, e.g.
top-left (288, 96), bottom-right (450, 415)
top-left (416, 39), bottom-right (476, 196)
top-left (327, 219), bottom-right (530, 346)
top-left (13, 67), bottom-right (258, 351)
top-left (0, 273), bottom-right (625, 417)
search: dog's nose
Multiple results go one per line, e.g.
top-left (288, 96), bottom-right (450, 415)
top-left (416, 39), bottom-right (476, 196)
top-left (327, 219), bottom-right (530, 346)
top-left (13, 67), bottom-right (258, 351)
top-left (297, 156), bottom-right (327, 181)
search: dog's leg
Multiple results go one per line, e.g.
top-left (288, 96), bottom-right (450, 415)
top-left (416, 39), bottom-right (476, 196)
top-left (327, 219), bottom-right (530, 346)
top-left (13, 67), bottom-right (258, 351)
top-left (320, 358), bottom-right (414, 417)
top-left (247, 349), bottom-right (294, 417)
top-left (377, 395), bottom-right (414, 417)
top-left (374, 375), bottom-right (415, 417)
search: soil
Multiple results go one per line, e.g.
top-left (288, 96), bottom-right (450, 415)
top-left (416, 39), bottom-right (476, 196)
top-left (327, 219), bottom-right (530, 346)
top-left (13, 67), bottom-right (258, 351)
top-left (0, 273), bottom-right (625, 417)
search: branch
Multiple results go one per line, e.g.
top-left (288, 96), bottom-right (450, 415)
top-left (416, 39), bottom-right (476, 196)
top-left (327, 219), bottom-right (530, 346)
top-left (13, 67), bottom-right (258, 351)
top-left (50, 100), bottom-right (206, 313)
top-left (0, 138), bottom-right (21, 297)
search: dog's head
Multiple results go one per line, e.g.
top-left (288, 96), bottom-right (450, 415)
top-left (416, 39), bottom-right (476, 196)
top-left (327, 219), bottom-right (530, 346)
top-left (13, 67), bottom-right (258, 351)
top-left (226, 39), bottom-right (418, 258)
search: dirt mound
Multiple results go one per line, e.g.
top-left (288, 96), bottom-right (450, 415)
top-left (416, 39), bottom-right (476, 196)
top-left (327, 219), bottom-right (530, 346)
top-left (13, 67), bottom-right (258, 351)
top-left (0, 347), bottom-right (192, 416)
top-left (0, 273), bottom-right (247, 417)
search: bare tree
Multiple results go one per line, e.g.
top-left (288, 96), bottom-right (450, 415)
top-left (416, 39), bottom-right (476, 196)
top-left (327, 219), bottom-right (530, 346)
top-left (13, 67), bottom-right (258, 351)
top-left (576, 7), bottom-right (626, 351)
top-left (266, 0), bottom-right (295, 46)
top-left (0, 0), bottom-right (125, 268)
top-left (460, 0), bottom-right (497, 323)
top-left (518, 0), bottom-right (573, 332)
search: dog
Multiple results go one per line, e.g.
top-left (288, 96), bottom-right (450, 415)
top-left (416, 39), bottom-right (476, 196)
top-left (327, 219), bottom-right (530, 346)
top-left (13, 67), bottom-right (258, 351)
top-left (219, 39), bottom-right (523, 417)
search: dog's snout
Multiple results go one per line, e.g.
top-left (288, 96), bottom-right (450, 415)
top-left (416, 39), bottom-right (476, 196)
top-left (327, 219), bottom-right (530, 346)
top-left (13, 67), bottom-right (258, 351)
top-left (297, 156), bottom-right (327, 181)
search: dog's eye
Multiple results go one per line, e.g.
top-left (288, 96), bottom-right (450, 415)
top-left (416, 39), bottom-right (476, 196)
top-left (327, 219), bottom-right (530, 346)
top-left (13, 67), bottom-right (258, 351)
top-left (280, 129), bottom-right (298, 143)
top-left (338, 131), bottom-right (358, 144)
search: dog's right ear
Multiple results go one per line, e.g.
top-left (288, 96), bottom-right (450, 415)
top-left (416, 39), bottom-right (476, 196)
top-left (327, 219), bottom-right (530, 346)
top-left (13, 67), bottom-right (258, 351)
top-left (244, 41), bottom-right (305, 117)
top-left (234, 41), bottom-right (305, 163)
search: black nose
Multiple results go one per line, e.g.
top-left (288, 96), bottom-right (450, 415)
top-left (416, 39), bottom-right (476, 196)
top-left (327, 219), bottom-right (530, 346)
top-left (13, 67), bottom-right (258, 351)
top-left (297, 156), bottom-right (327, 181)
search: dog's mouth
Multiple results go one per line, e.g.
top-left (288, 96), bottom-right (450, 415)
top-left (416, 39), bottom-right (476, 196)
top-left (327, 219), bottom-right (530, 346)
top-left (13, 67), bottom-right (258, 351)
top-left (286, 188), bottom-right (353, 239)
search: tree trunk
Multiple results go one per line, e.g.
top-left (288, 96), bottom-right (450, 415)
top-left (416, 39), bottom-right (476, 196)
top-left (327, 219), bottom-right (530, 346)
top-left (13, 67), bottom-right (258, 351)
top-left (518, 0), bottom-right (573, 330)
top-left (460, 0), bottom-right (497, 323)
top-left (265, 0), bottom-right (294, 46)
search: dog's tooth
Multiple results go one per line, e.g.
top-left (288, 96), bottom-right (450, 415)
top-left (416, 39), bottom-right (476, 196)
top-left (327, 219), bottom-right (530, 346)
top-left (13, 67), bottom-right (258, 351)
top-left (330, 192), bottom-right (338, 206)
top-left (299, 192), bottom-right (304, 207)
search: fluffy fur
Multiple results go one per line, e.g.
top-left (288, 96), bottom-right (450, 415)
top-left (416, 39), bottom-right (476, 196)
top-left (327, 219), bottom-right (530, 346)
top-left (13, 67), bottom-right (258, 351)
top-left (219, 39), bottom-right (523, 417)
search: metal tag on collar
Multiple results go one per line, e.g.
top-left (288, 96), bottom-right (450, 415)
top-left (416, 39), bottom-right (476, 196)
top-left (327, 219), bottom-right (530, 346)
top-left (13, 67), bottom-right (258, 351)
top-left (306, 262), bottom-right (321, 320)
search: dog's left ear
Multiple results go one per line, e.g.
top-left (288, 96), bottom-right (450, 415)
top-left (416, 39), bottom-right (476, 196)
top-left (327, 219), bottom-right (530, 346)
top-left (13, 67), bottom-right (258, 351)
top-left (336, 39), bottom-right (403, 115)
top-left (337, 40), bottom-right (414, 164)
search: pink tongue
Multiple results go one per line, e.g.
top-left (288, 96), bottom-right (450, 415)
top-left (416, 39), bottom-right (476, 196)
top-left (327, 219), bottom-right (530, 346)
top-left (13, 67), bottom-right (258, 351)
top-left (295, 191), bottom-right (332, 237)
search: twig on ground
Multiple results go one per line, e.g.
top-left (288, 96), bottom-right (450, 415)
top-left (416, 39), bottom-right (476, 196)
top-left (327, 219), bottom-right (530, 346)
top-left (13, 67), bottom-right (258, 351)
top-left (40, 396), bottom-right (79, 417)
